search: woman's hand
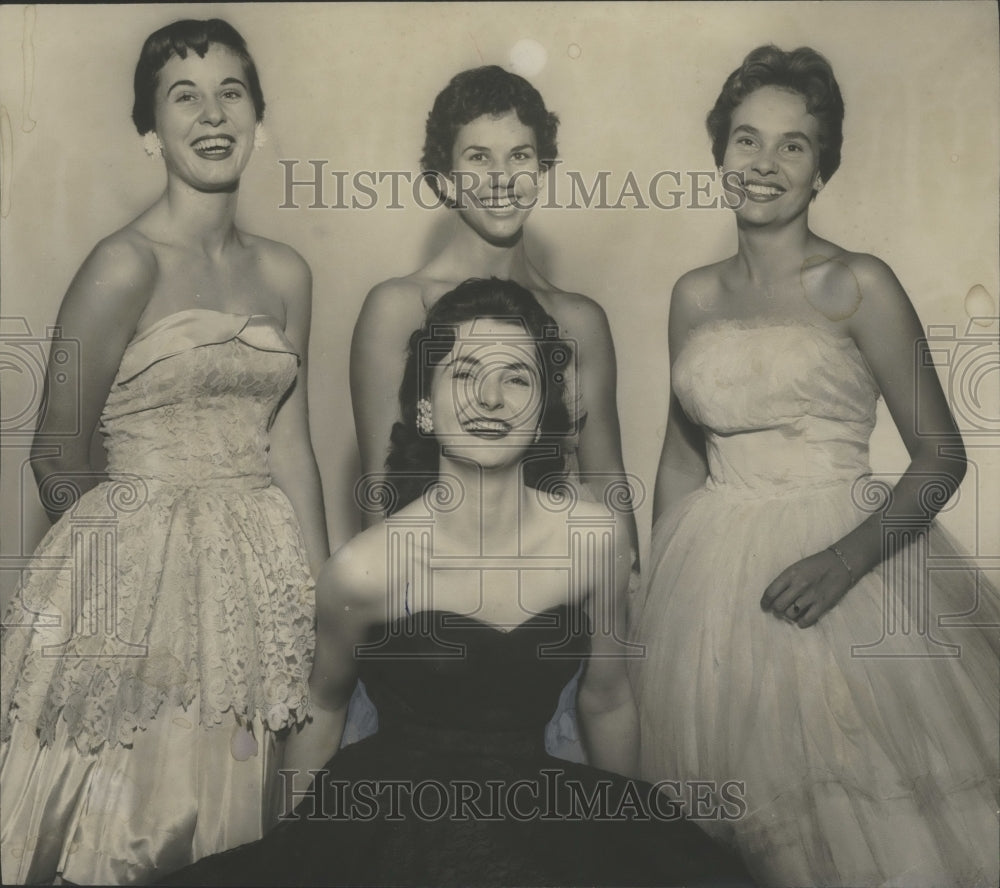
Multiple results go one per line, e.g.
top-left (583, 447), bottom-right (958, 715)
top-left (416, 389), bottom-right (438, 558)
top-left (760, 548), bottom-right (854, 628)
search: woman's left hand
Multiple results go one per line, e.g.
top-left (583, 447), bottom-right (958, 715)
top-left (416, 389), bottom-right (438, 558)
top-left (760, 549), bottom-right (854, 628)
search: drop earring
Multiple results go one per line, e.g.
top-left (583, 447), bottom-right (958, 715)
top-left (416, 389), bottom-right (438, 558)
top-left (142, 131), bottom-right (163, 158)
top-left (416, 398), bottom-right (433, 435)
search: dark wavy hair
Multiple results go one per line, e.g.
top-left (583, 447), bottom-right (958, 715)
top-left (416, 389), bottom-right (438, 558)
top-left (420, 66), bottom-right (560, 198)
top-left (707, 45), bottom-right (844, 187)
top-left (132, 18), bottom-right (265, 135)
top-left (383, 278), bottom-right (573, 516)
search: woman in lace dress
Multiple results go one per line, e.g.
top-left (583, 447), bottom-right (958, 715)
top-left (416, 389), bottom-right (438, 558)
top-left (629, 44), bottom-right (999, 887)
top-left (347, 64), bottom-right (638, 762)
top-left (1, 18), bottom-right (328, 884)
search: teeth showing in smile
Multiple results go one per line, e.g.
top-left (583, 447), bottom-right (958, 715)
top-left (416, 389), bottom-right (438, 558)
top-left (479, 195), bottom-right (515, 209)
top-left (464, 420), bottom-right (511, 436)
top-left (745, 183), bottom-right (783, 196)
top-left (193, 137), bottom-right (234, 156)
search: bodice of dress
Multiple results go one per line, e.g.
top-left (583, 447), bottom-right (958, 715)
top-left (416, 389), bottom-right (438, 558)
top-left (101, 309), bottom-right (299, 487)
top-left (357, 604), bottom-right (587, 750)
top-left (672, 321), bottom-right (879, 493)
top-left (2, 308), bottom-right (312, 753)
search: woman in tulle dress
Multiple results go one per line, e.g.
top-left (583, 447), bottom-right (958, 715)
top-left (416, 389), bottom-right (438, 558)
top-left (347, 65), bottom-right (638, 762)
top-left (163, 277), bottom-right (753, 887)
top-left (1, 19), bottom-right (328, 884)
top-left (629, 44), bottom-right (999, 887)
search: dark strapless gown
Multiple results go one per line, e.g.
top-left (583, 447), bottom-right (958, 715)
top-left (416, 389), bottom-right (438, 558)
top-left (164, 605), bottom-right (753, 887)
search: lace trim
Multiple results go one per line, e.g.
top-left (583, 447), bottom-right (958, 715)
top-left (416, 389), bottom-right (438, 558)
top-left (1, 484), bottom-right (315, 754)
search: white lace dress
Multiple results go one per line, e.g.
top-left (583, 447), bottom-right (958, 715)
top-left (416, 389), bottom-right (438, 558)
top-left (630, 320), bottom-right (999, 888)
top-left (1, 309), bottom-right (314, 884)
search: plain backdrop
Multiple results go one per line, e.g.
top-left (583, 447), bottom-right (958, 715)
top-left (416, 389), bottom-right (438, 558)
top-left (2, 1), bottom-right (998, 609)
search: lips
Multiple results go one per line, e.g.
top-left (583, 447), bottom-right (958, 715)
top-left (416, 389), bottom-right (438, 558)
top-left (462, 418), bottom-right (512, 439)
top-left (742, 180), bottom-right (785, 201)
top-left (191, 135), bottom-right (236, 159)
top-left (474, 192), bottom-right (525, 215)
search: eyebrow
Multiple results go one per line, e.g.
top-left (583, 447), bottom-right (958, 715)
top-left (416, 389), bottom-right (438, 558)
top-left (732, 124), bottom-right (814, 145)
top-left (451, 355), bottom-right (537, 373)
top-left (459, 143), bottom-right (536, 154)
top-left (166, 76), bottom-right (248, 96)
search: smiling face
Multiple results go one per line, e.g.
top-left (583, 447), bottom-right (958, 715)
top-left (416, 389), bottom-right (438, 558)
top-left (449, 111), bottom-right (542, 243)
top-left (153, 43), bottom-right (257, 192)
top-left (722, 85), bottom-right (823, 227)
top-left (429, 318), bottom-right (545, 470)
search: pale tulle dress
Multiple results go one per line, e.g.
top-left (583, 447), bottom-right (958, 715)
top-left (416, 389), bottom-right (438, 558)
top-left (630, 320), bottom-right (999, 888)
top-left (1, 309), bottom-right (314, 884)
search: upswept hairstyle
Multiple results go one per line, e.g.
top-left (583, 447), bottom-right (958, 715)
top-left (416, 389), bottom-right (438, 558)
top-left (420, 66), bottom-right (560, 197)
top-left (385, 277), bottom-right (573, 515)
top-left (706, 45), bottom-right (845, 185)
top-left (132, 18), bottom-right (265, 135)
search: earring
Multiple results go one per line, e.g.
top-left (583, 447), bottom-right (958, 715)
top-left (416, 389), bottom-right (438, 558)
top-left (814, 177), bottom-right (824, 192)
top-left (533, 427), bottom-right (541, 444)
top-left (416, 398), bottom-right (433, 435)
top-left (142, 131), bottom-right (163, 158)
top-left (253, 123), bottom-right (267, 151)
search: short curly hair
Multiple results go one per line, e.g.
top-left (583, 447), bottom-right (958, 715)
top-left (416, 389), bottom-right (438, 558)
top-left (132, 18), bottom-right (265, 135)
top-left (707, 45), bottom-right (844, 186)
top-left (383, 278), bottom-right (573, 516)
top-left (420, 66), bottom-right (559, 197)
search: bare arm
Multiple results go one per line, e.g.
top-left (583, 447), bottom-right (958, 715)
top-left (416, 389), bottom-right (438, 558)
top-left (31, 235), bottom-right (154, 523)
top-left (652, 278), bottom-right (710, 524)
top-left (283, 541), bottom-right (374, 794)
top-left (576, 513), bottom-right (638, 776)
top-left (762, 255), bottom-right (966, 626)
top-left (349, 281), bottom-right (421, 526)
top-left (266, 248), bottom-right (329, 577)
top-left (565, 297), bottom-right (640, 566)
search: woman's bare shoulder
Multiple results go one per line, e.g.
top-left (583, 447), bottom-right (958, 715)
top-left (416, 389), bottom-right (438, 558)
top-left (358, 273), bottom-right (440, 329)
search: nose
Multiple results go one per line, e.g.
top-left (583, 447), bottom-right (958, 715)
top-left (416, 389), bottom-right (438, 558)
top-left (488, 163), bottom-right (515, 191)
top-left (201, 95), bottom-right (226, 126)
top-left (751, 145), bottom-right (778, 175)
top-left (475, 372), bottom-right (505, 410)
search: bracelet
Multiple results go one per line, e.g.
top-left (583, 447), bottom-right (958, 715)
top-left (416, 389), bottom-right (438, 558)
top-left (826, 545), bottom-right (856, 585)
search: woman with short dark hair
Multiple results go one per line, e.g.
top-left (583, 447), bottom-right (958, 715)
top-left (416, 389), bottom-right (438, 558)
top-left (0, 18), bottom-right (327, 884)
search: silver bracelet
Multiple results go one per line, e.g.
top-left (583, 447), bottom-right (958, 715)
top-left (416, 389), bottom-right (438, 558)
top-left (826, 544), bottom-right (856, 585)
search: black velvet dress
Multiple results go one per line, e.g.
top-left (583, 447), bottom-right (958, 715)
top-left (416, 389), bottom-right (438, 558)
top-left (163, 605), bottom-right (754, 887)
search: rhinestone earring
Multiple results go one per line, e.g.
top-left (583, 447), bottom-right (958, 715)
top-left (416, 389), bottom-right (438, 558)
top-left (416, 398), bottom-right (433, 435)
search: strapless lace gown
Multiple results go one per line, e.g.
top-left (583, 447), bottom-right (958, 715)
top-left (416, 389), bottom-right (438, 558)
top-left (1, 309), bottom-right (314, 884)
top-left (630, 321), bottom-right (999, 887)
top-left (164, 604), bottom-right (754, 887)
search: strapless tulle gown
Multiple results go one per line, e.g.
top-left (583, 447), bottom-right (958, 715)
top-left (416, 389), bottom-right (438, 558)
top-left (164, 603), bottom-right (755, 887)
top-left (630, 320), bottom-right (999, 887)
top-left (1, 309), bottom-right (314, 884)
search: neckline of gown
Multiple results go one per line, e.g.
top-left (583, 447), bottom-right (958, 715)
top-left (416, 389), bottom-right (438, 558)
top-left (132, 307), bottom-right (283, 341)
top-left (679, 316), bottom-right (878, 389)
top-left (115, 308), bottom-right (296, 385)
top-left (392, 601), bottom-right (573, 636)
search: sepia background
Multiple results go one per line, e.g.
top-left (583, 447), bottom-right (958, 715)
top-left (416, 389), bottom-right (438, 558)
top-left (2, 1), bottom-right (998, 608)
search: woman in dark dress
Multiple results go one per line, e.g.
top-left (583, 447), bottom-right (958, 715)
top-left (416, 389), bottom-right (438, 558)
top-left (165, 278), bottom-right (753, 887)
